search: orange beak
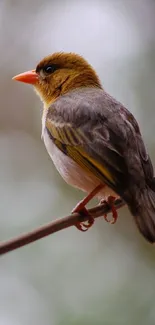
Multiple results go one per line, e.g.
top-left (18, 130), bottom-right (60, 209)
top-left (12, 69), bottom-right (38, 85)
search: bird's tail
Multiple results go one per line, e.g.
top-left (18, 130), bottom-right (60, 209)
top-left (128, 187), bottom-right (155, 243)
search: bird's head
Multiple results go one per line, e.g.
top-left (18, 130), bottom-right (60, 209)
top-left (13, 52), bottom-right (102, 107)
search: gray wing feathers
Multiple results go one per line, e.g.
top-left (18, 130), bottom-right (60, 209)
top-left (48, 87), bottom-right (154, 192)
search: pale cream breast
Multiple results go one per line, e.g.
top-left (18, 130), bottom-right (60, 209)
top-left (42, 126), bottom-right (117, 200)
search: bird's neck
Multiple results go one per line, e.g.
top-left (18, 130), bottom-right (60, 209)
top-left (62, 70), bottom-right (102, 94)
top-left (41, 70), bottom-right (103, 109)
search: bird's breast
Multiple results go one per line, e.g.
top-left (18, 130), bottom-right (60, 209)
top-left (43, 127), bottom-right (95, 190)
top-left (42, 126), bottom-right (116, 199)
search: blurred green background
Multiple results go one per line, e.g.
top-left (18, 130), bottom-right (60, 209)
top-left (0, 0), bottom-right (155, 324)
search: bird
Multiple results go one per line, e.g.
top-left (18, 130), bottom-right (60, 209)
top-left (12, 51), bottom-right (155, 243)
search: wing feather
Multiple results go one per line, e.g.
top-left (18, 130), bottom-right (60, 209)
top-left (46, 118), bottom-right (127, 193)
top-left (45, 88), bottom-right (154, 197)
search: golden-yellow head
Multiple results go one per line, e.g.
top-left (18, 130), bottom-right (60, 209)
top-left (13, 52), bottom-right (102, 106)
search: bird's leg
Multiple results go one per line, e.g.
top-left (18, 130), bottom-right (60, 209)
top-left (72, 184), bottom-right (104, 232)
top-left (100, 195), bottom-right (118, 224)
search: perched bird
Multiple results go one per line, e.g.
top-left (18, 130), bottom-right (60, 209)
top-left (13, 52), bottom-right (155, 243)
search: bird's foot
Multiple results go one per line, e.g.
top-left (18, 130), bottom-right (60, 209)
top-left (100, 195), bottom-right (118, 224)
top-left (72, 203), bottom-right (94, 232)
top-left (72, 184), bottom-right (104, 232)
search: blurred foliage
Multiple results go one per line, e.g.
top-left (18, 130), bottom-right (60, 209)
top-left (0, 1), bottom-right (155, 324)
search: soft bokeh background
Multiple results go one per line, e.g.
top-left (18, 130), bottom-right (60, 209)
top-left (0, 0), bottom-right (155, 324)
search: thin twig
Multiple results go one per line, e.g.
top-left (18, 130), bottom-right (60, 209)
top-left (0, 198), bottom-right (125, 256)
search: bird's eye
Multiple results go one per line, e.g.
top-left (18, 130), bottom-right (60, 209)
top-left (43, 64), bottom-right (58, 74)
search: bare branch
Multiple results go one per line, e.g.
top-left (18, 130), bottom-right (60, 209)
top-left (0, 198), bottom-right (125, 256)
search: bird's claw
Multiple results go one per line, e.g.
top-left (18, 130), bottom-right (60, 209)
top-left (72, 205), bottom-right (94, 232)
top-left (71, 184), bottom-right (104, 232)
top-left (100, 196), bottom-right (118, 224)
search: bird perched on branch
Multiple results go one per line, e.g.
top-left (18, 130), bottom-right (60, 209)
top-left (13, 52), bottom-right (155, 243)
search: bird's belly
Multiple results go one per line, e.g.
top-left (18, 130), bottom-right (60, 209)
top-left (43, 129), bottom-right (116, 199)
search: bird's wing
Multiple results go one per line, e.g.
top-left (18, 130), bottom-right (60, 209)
top-left (119, 105), bottom-right (155, 188)
top-left (45, 89), bottom-right (153, 196)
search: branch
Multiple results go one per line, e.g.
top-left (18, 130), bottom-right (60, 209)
top-left (0, 198), bottom-right (125, 256)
